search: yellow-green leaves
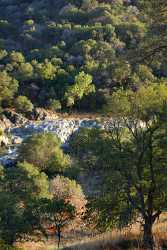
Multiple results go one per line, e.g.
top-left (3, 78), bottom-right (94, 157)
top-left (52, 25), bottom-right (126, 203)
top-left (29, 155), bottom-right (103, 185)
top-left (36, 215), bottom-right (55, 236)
top-left (0, 71), bottom-right (18, 104)
top-left (104, 84), bottom-right (167, 121)
top-left (65, 71), bottom-right (95, 107)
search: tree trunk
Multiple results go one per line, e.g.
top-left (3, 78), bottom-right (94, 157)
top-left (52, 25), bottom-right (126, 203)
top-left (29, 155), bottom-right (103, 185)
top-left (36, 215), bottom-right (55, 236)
top-left (57, 227), bottom-right (61, 249)
top-left (143, 217), bottom-right (154, 250)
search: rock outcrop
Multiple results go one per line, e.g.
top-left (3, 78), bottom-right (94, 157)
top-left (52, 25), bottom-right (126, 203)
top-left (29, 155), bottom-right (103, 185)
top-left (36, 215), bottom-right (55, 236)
top-left (0, 135), bottom-right (9, 147)
top-left (3, 110), bottom-right (28, 126)
top-left (0, 115), bottom-right (13, 130)
top-left (33, 108), bottom-right (59, 121)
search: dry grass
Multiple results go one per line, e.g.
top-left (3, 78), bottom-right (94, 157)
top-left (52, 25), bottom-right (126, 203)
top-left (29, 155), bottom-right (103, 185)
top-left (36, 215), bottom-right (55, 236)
top-left (153, 213), bottom-right (167, 248)
top-left (64, 213), bottom-right (167, 250)
top-left (63, 228), bottom-right (142, 250)
top-left (17, 213), bottom-right (167, 250)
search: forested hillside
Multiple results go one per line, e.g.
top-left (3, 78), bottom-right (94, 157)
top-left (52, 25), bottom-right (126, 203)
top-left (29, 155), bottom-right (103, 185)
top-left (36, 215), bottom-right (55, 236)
top-left (1, 1), bottom-right (167, 250)
top-left (0, 0), bottom-right (166, 112)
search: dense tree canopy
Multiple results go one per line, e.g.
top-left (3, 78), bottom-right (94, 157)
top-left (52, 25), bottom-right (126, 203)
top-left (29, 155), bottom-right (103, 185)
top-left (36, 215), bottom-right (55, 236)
top-left (1, 1), bottom-right (167, 249)
top-left (0, 0), bottom-right (166, 113)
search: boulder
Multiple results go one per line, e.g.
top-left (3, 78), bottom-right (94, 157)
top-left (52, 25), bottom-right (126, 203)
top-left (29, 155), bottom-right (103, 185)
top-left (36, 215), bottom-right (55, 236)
top-left (0, 115), bottom-right (13, 130)
top-left (12, 136), bottom-right (22, 145)
top-left (3, 110), bottom-right (28, 126)
top-left (33, 108), bottom-right (59, 121)
top-left (33, 108), bottom-right (48, 120)
top-left (0, 135), bottom-right (9, 147)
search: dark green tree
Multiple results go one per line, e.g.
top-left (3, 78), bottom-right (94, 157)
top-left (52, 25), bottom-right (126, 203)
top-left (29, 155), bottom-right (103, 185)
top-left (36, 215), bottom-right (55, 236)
top-left (0, 71), bottom-right (18, 107)
top-left (101, 84), bottom-right (167, 249)
top-left (0, 163), bottom-right (50, 245)
top-left (72, 84), bottom-right (167, 249)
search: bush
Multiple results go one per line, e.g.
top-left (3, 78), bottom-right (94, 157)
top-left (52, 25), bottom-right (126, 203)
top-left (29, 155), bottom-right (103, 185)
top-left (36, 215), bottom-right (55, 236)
top-left (18, 133), bottom-right (70, 176)
top-left (48, 99), bottom-right (62, 111)
top-left (9, 52), bottom-right (25, 64)
top-left (15, 96), bottom-right (33, 113)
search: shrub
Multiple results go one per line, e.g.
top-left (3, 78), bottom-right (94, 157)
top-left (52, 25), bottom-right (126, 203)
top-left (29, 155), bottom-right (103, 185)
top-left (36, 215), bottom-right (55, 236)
top-left (48, 99), bottom-right (62, 111)
top-left (18, 133), bottom-right (70, 176)
top-left (15, 96), bottom-right (33, 113)
top-left (9, 51), bottom-right (25, 64)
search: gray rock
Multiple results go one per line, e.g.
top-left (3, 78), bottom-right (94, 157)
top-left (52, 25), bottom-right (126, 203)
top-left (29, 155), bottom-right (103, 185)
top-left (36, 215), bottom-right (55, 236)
top-left (0, 115), bottom-right (13, 130)
top-left (34, 108), bottom-right (47, 120)
top-left (3, 110), bottom-right (28, 126)
top-left (0, 135), bottom-right (9, 147)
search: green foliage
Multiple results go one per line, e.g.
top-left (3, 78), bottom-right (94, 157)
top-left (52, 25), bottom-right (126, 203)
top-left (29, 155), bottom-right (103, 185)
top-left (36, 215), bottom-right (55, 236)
top-left (0, 71), bottom-right (18, 105)
top-left (24, 19), bottom-right (34, 26)
top-left (48, 99), bottom-right (62, 111)
top-left (0, 0), bottom-right (165, 111)
top-left (0, 161), bottom-right (86, 247)
top-left (78, 84), bottom-right (167, 248)
top-left (69, 127), bottom-right (110, 171)
top-left (9, 52), bottom-right (25, 64)
top-left (15, 96), bottom-right (33, 113)
top-left (17, 63), bottom-right (33, 80)
top-left (0, 129), bottom-right (3, 136)
top-left (0, 163), bottom-right (50, 245)
top-left (3, 162), bottom-right (50, 200)
top-left (0, 1), bottom-right (166, 248)
top-left (0, 240), bottom-right (23, 250)
top-left (70, 84), bottom-right (167, 248)
top-left (65, 71), bottom-right (95, 107)
top-left (39, 198), bottom-right (75, 248)
top-left (18, 133), bottom-right (70, 176)
top-left (0, 50), bottom-right (7, 60)
top-left (43, 198), bottom-right (75, 227)
top-left (36, 61), bottom-right (56, 81)
top-left (104, 84), bottom-right (167, 120)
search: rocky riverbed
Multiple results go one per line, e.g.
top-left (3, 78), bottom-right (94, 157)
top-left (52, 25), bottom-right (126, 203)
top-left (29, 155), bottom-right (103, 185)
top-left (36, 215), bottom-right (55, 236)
top-left (0, 111), bottom-right (115, 166)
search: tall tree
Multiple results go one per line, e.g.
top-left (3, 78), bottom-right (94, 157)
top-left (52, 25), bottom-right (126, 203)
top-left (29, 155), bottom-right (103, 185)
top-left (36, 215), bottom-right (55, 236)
top-left (72, 84), bottom-right (167, 249)
top-left (101, 84), bottom-right (167, 249)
